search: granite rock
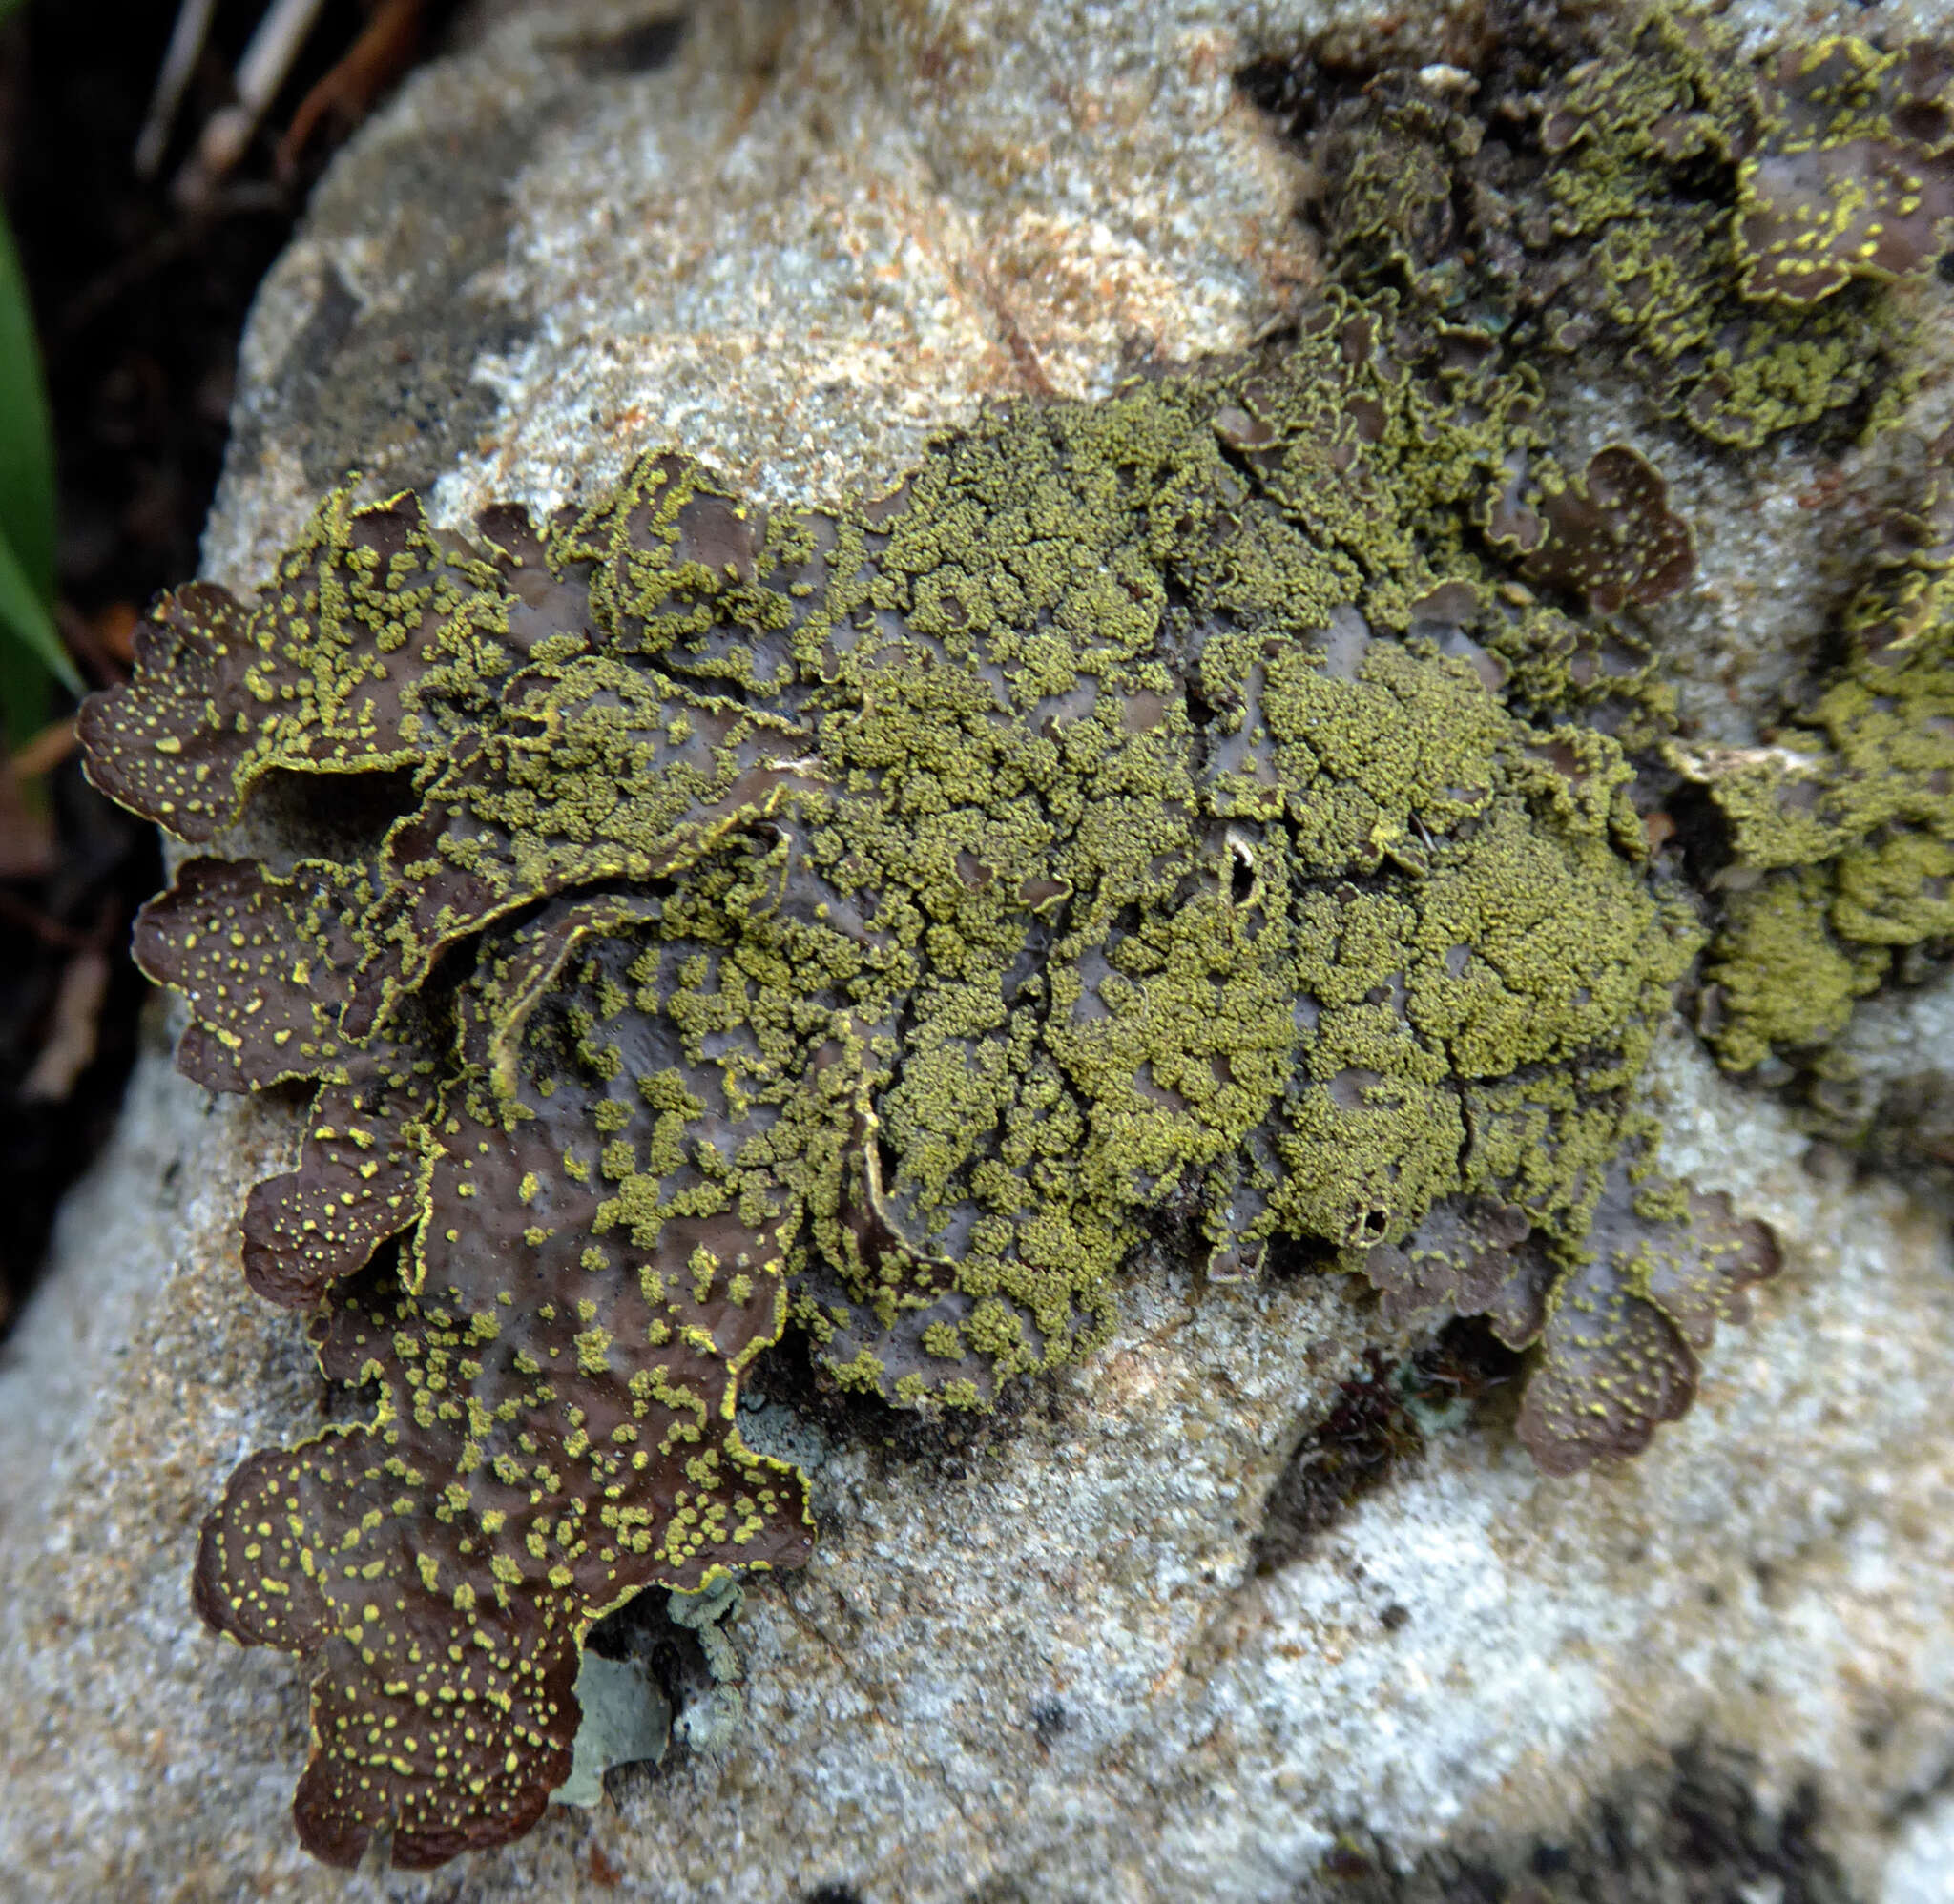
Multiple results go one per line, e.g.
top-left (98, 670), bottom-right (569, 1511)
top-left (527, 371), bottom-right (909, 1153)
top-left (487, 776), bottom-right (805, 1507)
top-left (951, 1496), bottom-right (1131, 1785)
top-left (3, 1), bottom-right (1953, 1899)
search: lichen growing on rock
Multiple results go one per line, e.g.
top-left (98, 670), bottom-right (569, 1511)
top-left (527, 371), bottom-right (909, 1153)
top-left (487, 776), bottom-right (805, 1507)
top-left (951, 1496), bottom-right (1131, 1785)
top-left (1246, 5), bottom-right (1954, 1091)
top-left (92, 3), bottom-right (1954, 1872)
top-left (80, 302), bottom-right (1777, 1862)
top-left (1289, 9), bottom-right (1954, 448)
top-left (1683, 425), bottom-right (1954, 1075)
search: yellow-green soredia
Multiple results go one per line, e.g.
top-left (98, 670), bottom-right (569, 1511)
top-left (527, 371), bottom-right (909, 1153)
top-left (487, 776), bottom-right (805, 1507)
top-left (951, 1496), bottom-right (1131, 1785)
top-left (81, 4), bottom-right (1952, 1874)
top-left (1309, 10), bottom-right (1954, 447)
top-left (1685, 424), bottom-right (1954, 1072)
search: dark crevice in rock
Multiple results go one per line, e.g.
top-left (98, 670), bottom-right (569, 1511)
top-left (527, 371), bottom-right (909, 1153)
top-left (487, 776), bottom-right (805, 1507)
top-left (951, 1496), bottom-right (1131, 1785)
top-left (1295, 1739), bottom-right (1859, 1904)
top-left (561, 13), bottom-right (689, 78)
top-left (1249, 1323), bottom-right (1525, 1575)
top-left (742, 1320), bottom-right (1070, 1488)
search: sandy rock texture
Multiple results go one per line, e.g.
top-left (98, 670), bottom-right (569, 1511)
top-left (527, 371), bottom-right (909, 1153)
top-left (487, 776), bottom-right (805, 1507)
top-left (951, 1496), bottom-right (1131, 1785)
top-left (3, 0), bottom-right (1953, 1900)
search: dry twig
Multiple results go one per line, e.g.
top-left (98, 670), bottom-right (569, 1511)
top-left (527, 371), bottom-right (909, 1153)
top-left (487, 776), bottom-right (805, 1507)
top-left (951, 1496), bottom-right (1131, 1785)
top-left (133, 0), bottom-right (219, 178)
top-left (280, 0), bottom-right (429, 176)
top-left (173, 0), bottom-right (330, 206)
top-left (21, 948), bottom-right (112, 1103)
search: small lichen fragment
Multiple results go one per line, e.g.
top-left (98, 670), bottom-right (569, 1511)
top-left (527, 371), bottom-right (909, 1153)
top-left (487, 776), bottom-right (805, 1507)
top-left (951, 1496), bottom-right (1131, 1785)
top-left (1685, 427), bottom-right (1954, 1074)
top-left (665, 1574), bottom-right (746, 1752)
top-left (1515, 1160), bottom-right (1779, 1473)
top-left (1484, 445), bottom-right (1695, 616)
top-left (1362, 1144), bottom-right (1779, 1474)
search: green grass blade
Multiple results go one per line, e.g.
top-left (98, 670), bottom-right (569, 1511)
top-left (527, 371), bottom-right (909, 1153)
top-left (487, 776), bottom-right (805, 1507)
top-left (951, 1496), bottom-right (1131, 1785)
top-left (0, 207), bottom-right (55, 618)
top-left (0, 515), bottom-right (77, 713)
top-left (0, 0), bottom-right (61, 755)
top-left (0, 162), bottom-right (78, 738)
top-left (0, 622), bottom-right (50, 752)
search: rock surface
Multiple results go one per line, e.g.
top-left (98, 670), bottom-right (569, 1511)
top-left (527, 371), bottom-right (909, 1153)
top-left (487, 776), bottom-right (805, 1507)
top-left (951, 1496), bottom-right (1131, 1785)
top-left (3, 1), bottom-right (1953, 1900)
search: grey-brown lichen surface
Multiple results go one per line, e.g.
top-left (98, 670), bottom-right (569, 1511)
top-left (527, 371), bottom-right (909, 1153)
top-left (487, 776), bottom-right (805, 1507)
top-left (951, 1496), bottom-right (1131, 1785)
top-left (73, 3), bottom-right (1954, 1873)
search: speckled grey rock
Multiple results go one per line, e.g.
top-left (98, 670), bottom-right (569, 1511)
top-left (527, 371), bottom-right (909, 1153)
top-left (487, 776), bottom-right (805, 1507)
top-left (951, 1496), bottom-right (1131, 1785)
top-left (3, 2), bottom-right (1953, 1901)
top-left (1803, 968), bottom-right (1954, 1209)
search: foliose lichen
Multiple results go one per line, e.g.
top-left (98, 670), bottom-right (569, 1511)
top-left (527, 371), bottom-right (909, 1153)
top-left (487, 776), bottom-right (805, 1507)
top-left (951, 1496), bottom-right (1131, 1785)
top-left (1682, 424), bottom-right (1954, 1075)
top-left (76, 339), bottom-right (1757, 1861)
top-left (1258, 1), bottom-right (1954, 1087)
top-left (84, 2), bottom-right (1954, 1873)
top-left (1294, 8), bottom-right (1954, 446)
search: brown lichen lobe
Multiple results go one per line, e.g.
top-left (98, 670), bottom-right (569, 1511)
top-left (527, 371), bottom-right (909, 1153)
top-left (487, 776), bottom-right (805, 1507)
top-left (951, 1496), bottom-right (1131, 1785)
top-left (166, 866), bottom-right (813, 1867)
top-left (1736, 37), bottom-right (1954, 306)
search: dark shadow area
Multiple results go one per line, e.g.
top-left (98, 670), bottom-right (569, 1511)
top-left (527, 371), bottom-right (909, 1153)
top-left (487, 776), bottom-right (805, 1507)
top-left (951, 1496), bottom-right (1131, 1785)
top-left (1250, 1321), bottom-right (1526, 1575)
top-left (1295, 1739), bottom-right (1857, 1904)
top-left (744, 1314), bottom-right (1074, 1488)
top-left (0, 0), bottom-right (461, 1337)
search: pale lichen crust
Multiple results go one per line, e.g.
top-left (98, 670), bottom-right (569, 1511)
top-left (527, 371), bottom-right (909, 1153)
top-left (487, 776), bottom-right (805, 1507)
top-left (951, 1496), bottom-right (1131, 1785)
top-left (91, 4), bottom-right (1954, 1873)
